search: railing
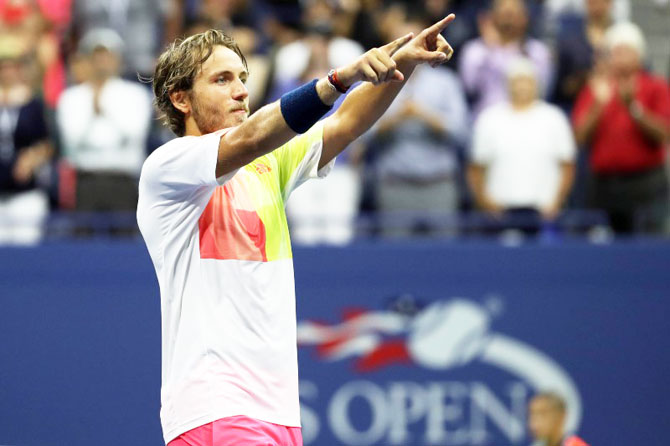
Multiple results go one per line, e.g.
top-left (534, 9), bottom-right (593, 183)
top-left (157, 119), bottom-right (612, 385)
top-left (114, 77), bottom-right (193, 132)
top-left (0, 209), bottom-right (617, 243)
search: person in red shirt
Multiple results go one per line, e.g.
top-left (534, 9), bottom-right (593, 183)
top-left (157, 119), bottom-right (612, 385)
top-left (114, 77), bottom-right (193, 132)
top-left (573, 22), bottom-right (670, 234)
top-left (528, 392), bottom-right (590, 446)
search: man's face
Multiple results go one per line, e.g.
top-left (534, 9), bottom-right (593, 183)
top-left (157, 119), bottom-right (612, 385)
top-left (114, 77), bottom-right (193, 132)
top-left (609, 44), bottom-right (641, 78)
top-left (508, 74), bottom-right (538, 105)
top-left (586, 0), bottom-right (612, 21)
top-left (89, 47), bottom-right (120, 81)
top-left (0, 59), bottom-right (22, 86)
top-left (189, 45), bottom-right (249, 134)
top-left (493, 0), bottom-right (528, 38)
top-left (528, 397), bottom-right (565, 443)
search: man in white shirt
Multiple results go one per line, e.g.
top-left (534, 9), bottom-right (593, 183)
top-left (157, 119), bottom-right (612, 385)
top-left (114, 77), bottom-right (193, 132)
top-left (57, 28), bottom-right (151, 220)
top-left (468, 58), bottom-right (576, 234)
top-left (137, 16), bottom-right (456, 446)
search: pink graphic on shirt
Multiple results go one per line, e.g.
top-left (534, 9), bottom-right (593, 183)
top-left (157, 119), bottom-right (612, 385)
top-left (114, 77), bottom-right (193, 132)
top-left (199, 181), bottom-right (268, 262)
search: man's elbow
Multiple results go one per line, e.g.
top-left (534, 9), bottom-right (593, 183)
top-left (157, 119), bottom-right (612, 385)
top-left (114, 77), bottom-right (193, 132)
top-left (326, 114), bottom-right (358, 149)
top-left (221, 127), bottom-right (263, 161)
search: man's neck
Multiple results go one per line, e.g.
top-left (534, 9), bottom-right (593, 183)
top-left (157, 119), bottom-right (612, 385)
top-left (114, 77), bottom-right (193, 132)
top-left (90, 78), bottom-right (109, 89)
top-left (546, 433), bottom-right (564, 446)
top-left (184, 118), bottom-right (203, 137)
top-left (511, 100), bottom-right (534, 111)
top-left (587, 15), bottom-right (611, 30)
top-left (499, 32), bottom-right (522, 46)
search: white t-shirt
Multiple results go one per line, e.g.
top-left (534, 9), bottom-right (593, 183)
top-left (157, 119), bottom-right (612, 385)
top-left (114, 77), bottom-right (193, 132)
top-left (136, 123), bottom-right (333, 444)
top-left (471, 102), bottom-right (576, 209)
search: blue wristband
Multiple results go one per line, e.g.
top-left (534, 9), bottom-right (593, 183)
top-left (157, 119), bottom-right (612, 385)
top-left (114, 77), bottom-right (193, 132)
top-left (280, 79), bottom-right (332, 134)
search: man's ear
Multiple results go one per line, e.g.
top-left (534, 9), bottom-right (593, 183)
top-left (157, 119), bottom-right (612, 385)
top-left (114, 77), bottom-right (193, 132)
top-left (170, 90), bottom-right (191, 115)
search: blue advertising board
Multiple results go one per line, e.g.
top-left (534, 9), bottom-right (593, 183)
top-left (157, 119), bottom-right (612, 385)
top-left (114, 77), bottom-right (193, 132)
top-left (1, 240), bottom-right (669, 446)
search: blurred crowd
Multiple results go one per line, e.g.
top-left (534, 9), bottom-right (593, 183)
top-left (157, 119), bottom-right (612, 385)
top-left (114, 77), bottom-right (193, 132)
top-left (0, 0), bottom-right (669, 245)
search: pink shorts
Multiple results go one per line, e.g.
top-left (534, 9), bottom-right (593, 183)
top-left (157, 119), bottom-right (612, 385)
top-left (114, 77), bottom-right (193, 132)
top-left (167, 415), bottom-right (303, 446)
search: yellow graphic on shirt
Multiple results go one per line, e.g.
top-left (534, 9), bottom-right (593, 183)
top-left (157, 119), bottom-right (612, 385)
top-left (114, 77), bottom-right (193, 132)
top-left (199, 123), bottom-right (323, 261)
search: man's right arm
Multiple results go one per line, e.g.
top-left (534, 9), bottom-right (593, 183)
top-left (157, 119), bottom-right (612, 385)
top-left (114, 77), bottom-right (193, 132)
top-left (215, 101), bottom-right (296, 178)
top-left (214, 33), bottom-right (417, 179)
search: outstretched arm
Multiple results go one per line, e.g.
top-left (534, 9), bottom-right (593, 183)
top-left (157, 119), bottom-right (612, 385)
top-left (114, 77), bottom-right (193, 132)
top-left (213, 33), bottom-right (415, 178)
top-left (320, 14), bottom-right (456, 169)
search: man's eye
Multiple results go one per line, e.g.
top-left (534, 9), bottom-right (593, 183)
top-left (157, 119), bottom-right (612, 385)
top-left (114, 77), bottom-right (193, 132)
top-left (217, 77), bottom-right (227, 84)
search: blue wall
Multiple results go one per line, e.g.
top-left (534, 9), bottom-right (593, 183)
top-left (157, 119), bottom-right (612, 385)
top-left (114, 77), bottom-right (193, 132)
top-left (1, 240), bottom-right (669, 446)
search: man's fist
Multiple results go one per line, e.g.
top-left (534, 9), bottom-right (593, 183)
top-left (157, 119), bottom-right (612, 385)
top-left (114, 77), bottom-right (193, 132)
top-left (337, 33), bottom-right (414, 87)
top-left (394, 14), bottom-right (456, 68)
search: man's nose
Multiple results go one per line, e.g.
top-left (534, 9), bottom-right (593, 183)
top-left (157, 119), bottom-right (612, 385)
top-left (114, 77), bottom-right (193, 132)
top-left (232, 78), bottom-right (248, 101)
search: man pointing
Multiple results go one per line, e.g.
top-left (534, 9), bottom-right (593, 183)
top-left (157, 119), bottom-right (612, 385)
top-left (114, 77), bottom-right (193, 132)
top-left (137, 14), bottom-right (455, 446)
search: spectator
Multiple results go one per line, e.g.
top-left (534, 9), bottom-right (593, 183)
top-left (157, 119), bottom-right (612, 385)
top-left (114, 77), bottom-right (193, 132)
top-left (528, 392), bottom-right (590, 446)
top-left (468, 58), bottom-right (576, 235)
top-left (552, 0), bottom-right (614, 111)
top-left (0, 34), bottom-right (53, 245)
top-left (69, 0), bottom-right (176, 79)
top-left (0, 0), bottom-right (72, 109)
top-left (365, 10), bottom-right (468, 237)
top-left (544, 0), bottom-right (630, 36)
top-left (459, 0), bottom-right (553, 120)
top-left (56, 28), bottom-right (151, 226)
top-left (573, 22), bottom-right (670, 234)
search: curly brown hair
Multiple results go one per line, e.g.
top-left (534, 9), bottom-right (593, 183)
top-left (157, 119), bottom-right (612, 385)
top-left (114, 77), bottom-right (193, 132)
top-left (152, 30), bottom-right (248, 136)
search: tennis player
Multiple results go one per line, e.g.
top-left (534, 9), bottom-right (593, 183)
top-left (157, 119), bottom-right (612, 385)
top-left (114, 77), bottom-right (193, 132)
top-left (137, 14), bottom-right (455, 446)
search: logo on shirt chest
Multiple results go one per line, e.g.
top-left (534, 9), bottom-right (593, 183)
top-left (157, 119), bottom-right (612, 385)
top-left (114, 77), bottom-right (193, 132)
top-left (254, 163), bottom-right (272, 174)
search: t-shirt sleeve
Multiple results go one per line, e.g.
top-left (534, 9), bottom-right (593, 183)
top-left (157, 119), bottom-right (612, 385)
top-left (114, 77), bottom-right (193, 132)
top-left (553, 108), bottom-right (578, 162)
top-left (273, 121), bottom-right (333, 200)
top-left (470, 109), bottom-right (495, 165)
top-left (141, 130), bottom-right (236, 201)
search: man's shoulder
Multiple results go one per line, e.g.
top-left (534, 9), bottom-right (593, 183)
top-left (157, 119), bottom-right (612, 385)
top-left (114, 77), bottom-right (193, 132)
top-left (141, 136), bottom-right (193, 179)
top-left (108, 78), bottom-right (150, 94)
top-left (535, 101), bottom-right (569, 119)
top-left (141, 130), bottom-right (228, 177)
top-left (639, 71), bottom-right (670, 94)
top-left (59, 83), bottom-right (90, 104)
top-left (478, 102), bottom-right (510, 122)
top-left (526, 37), bottom-right (551, 55)
top-left (461, 37), bottom-right (487, 56)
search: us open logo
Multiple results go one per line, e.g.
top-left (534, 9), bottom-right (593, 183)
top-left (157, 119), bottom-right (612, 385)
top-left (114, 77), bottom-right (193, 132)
top-left (297, 298), bottom-right (582, 446)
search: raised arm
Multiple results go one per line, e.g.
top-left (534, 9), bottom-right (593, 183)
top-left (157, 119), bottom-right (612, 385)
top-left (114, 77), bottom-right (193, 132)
top-left (212, 33), bottom-right (417, 178)
top-left (319, 14), bottom-right (457, 169)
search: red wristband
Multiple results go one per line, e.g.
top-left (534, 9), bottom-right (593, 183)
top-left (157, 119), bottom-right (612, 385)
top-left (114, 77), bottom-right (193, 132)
top-left (328, 69), bottom-right (350, 94)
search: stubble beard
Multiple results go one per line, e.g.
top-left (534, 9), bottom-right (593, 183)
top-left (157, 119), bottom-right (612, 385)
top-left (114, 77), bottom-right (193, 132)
top-left (190, 93), bottom-right (245, 134)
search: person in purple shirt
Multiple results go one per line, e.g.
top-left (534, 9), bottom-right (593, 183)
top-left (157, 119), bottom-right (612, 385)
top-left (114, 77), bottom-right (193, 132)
top-left (458, 0), bottom-right (553, 120)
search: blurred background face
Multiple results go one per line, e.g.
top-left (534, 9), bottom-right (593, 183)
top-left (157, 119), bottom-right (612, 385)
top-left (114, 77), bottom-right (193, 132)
top-left (493, 0), bottom-right (528, 39)
top-left (528, 396), bottom-right (565, 443)
top-left (609, 44), bottom-right (641, 77)
top-left (89, 47), bottom-right (120, 81)
top-left (586, 0), bottom-right (613, 22)
top-left (424, 0), bottom-right (451, 16)
top-left (0, 58), bottom-right (23, 87)
top-left (508, 74), bottom-right (538, 105)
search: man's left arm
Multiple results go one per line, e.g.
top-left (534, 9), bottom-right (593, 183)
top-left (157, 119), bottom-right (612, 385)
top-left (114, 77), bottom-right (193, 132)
top-left (319, 14), bottom-right (456, 169)
top-left (621, 78), bottom-right (670, 145)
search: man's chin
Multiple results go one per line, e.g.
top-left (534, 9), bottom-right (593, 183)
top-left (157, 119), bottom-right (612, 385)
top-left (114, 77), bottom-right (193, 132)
top-left (233, 114), bottom-right (248, 125)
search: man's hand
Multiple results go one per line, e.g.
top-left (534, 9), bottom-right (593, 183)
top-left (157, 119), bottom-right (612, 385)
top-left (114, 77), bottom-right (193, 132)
top-left (393, 14), bottom-right (456, 69)
top-left (617, 76), bottom-right (636, 106)
top-left (337, 33), bottom-right (415, 87)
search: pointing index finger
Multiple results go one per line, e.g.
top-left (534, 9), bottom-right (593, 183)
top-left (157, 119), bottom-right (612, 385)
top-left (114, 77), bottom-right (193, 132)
top-left (425, 13), bottom-right (455, 36)
top-left (382, 32), bottom-right (414, 56)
